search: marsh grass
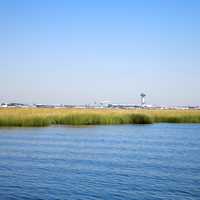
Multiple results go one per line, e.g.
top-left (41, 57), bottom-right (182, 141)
top-left (0, 108), bottom-right (200, 127)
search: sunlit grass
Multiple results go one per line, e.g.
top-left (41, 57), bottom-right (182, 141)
top-left (0, 108), bottom-right (200, 127)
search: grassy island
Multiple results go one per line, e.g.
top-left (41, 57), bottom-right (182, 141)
top-left (0, 108), bottom-right (200, 127)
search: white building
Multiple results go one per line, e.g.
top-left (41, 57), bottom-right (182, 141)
top-left (1, 103), bottom-right (7, 108)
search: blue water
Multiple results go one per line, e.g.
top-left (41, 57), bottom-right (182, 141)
top-left (0, 124), bottom-right (199, 200)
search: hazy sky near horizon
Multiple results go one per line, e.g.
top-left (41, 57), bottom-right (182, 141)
top-left (0, 0), bottom-right (200, 105)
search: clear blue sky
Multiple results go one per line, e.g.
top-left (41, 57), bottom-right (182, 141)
top-left (0, 0), bottom-right (200, 105)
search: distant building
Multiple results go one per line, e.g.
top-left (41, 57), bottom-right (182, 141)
top-left (35, 104), bottom-right (55, 108)
top-left (140, 93), bottom-right (146, 106)
top-left (1, 103), bottom-right (7, 108)
top-left (7, 103), bottom-right (27, 108)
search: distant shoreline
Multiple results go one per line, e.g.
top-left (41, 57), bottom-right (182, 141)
top-left (0, 108), bottom-right (200, 127)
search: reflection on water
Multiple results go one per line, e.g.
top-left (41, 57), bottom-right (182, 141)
top-left (0, 124), bottom-right (199, 200)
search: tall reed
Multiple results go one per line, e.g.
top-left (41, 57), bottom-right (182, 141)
top-left (0, 108), bottom-right (199, 127)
